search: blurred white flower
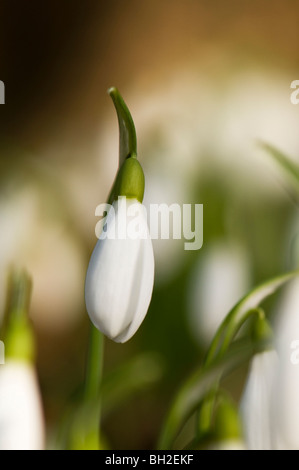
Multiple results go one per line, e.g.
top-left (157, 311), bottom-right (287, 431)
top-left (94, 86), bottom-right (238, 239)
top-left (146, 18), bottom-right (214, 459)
top-left (273, 278), bottom-right (299, 449)
top-left (85, 197), bottom-right (154, 343)
top-left (0, 184), bottom-right (86, 331)
top-left (0, 360), bottom-right (44, 450)
top-left (187, 241), bottom-right (250, 346)
top-left (240, 350), bottom-right (278, 450)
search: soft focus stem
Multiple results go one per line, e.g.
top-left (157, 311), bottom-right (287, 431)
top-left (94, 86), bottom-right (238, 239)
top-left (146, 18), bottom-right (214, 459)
top-left (4, 269), bottom-right (35, 363)
top-left (203, 270), bottom-right (298, 367)
top-left (84, 324), bottom-right (104, 402)
top-left (157, 338), bottom-right (256, 449)
top-left (6, 269), bottom-right (32, 317)
top-left (203, 307), bottom-right (264, 369)
top-left (83, 323), bottom-right (104, 446)
top-left (196, 308), bottom-right (265, 439)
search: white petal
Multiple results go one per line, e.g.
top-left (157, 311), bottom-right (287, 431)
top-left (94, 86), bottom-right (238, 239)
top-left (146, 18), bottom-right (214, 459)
top-left (85, 198), bottom-right (154, 342)
top-left (240, 350), bottom-right (278, 450)
top-left (273, 279), bottom-right (299, 449)
top-left (0, 360), bottom-right (45, 450)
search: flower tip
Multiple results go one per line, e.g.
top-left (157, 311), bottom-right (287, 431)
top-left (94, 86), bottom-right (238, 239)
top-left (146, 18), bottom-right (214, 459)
top-left (107, 86), bottom-right (138, 171)
top-left (107, 86), bottom-right (118, 98)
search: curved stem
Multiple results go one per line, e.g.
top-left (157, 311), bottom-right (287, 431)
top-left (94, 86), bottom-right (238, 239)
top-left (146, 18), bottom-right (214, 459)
top-left (204, 307), bottom-right (263, 369)
top-left (203, 271), bottom-right (297, 367)
top-left (197, 308), bottom-right (265, 439)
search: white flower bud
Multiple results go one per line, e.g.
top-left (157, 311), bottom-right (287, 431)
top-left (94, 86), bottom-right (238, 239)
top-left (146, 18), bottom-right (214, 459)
top-left (85, 197), bottom-right (154, 343)
top-left (0, 360), bottom-right (45, 450)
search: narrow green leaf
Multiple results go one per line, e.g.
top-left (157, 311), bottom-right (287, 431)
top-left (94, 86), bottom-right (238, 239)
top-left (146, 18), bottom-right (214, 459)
top-left (259, 141), bottom-right (299, 188)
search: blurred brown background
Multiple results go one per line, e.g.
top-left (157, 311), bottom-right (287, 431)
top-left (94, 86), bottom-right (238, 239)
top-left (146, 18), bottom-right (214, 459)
top-left (1, 0), bottom-right (298, 153)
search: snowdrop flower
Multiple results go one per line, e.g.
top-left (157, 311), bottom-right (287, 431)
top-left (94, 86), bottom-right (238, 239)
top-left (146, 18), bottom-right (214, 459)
top-left (240, 315), bottom-right (277, 450)
top-left (85, 88), bottom-right (154, 343)
top-left (272, 278), bottom-right (299, 449)
top-left (0, 270), bottom-right (45, 450)
top-left (240, 349), bottom-right (278, 450)
top-left (239, 271), bottom-right (299, 450)
top-left (0, 360), bottom-right (44, 450)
